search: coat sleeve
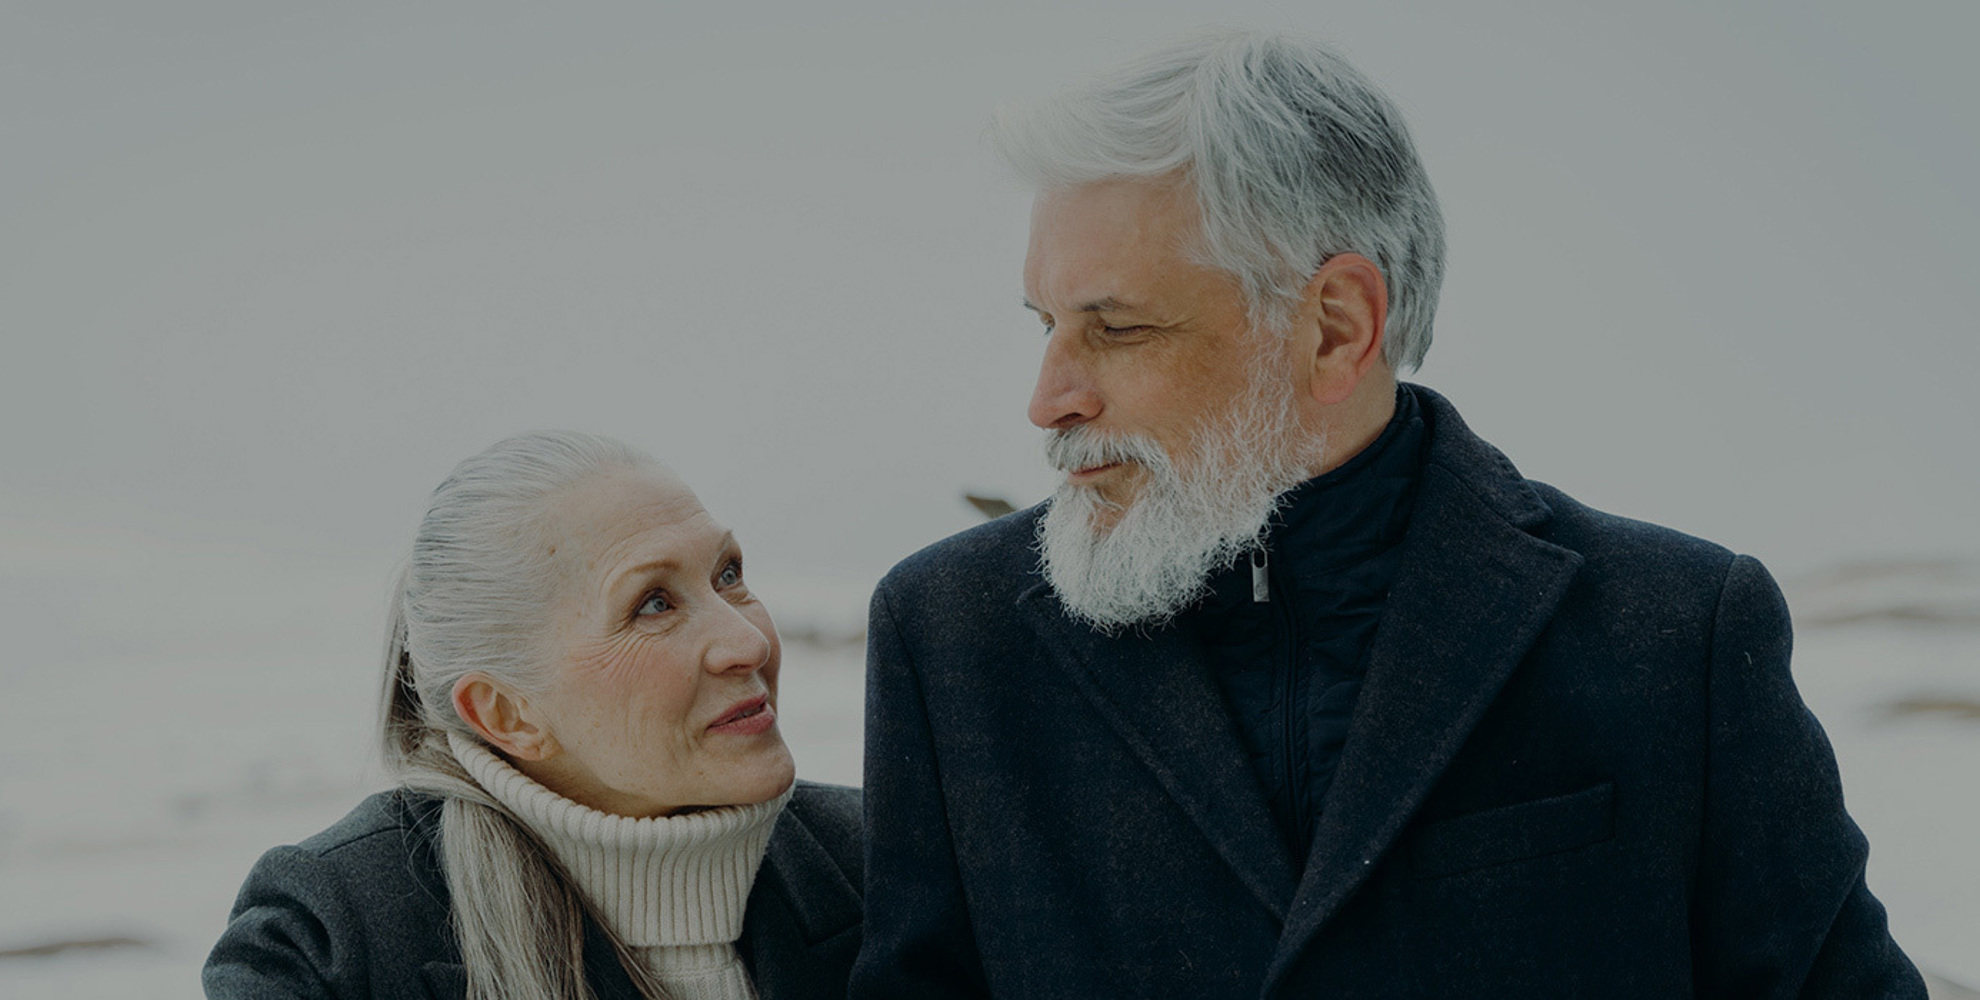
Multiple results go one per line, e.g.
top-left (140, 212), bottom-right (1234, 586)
top-left (1690, 554), bottom-right (1926, 997)
top-left (847, 582), bottom-right (992, 1000)
top-left (203, 844), bottom-right (367, 1000)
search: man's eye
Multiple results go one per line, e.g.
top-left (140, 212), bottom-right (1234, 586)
top-left (1100, 325), bottom-right (1150, 338)
top-left (718, 562), bottom-right (742, 588)
top-left (636, 592), bottom-right (671, 616)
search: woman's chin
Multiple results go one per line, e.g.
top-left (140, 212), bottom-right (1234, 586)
top-left (742, 742), bottom-right (799, 801)
top-left (685, 741), bottom-right (797, 812)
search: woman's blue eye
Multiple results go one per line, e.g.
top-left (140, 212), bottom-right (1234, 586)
top-left (636, 592), bottom-right (671, 616)
top-left (718, 563), bottom-right (742, 588)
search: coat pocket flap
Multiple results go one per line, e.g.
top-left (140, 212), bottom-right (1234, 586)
top-left (1410, 781), bottom-right (1615, 880)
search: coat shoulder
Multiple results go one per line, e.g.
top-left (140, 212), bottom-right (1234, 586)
top-left (204, 789), bottom-right (452, 999)
top-left (286, 789), bottom-right (451, 910)
top-left (876, 504), bottom-right (1044, 611)
top-left (1530, 480), bottom-right (1738, 578)
top-left (1524, 479), bottom-right (1755, 643)
top-left (243, 787), bottom-right (450, 921)
top-left (1415, 383), bottom-right (1740, 588)
top-left (294, 788), bottom-right (439, 858)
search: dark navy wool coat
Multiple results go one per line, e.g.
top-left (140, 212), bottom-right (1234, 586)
top-left (850, 386), bottom-right (1924, 999)
top-left (205, 781), bottom-right (862, 1000)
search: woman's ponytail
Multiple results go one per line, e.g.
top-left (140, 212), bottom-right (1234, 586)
top-left (379, 567), bottom-right (427, 768)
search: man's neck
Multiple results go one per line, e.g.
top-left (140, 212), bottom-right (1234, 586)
top-left (1305, 372), bottom-right (1400, 478)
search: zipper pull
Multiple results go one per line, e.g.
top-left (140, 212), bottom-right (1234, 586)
top-left (1251, 547), bottom-right (1270, 603)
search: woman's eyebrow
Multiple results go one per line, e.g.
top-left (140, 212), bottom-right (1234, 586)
top-left (608, 558), bottom-right (678, 599)
top-left (610, 532), bottom-right (742, 591)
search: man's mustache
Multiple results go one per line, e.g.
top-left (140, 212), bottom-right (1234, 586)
top-left (1045, 427), bottom-right (1167, 474)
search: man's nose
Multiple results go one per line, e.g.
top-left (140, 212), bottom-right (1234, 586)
top-left (1028, 331), bottom-right (1102, 430)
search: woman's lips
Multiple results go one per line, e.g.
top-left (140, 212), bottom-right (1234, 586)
top-left (707, 695), bottom-right (775, 736)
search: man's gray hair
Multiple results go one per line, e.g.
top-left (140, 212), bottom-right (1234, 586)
top-left (992, 27), bottom-right (1446, 371)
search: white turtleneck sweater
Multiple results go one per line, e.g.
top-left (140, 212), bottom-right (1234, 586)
top-left (448, 732), bottom-right (793, 1000)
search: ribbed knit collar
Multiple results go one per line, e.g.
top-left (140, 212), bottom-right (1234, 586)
top-left (447, 731), bottom-right (793, 948)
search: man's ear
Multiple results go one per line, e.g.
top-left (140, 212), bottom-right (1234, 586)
top-left (1298, 252), bottom-right (1390, 407)
top-left (452, 673), bottom-right (559, 761)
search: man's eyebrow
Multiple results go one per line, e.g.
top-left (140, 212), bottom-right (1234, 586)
top-left (1021, 297), bottom-right (1130, 313)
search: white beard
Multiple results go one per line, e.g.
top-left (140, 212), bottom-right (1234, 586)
top-left (1036, 340), bottom-right (1324, 633)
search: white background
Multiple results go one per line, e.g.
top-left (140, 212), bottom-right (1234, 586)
top-left (2, 2), bottom-right (1975, 995)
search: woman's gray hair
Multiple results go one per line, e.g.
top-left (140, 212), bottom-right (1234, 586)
top-left (991, 27), bottom-right (1447, 372)
top-left (379, 430), bottom-right (672, 1000)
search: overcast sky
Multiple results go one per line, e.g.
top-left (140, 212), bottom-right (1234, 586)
top-left (4, 1), bottom-right (1977, 672)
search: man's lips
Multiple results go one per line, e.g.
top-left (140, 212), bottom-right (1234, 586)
top-left (707, 695), bottom-right (775, 735)
top-left (1066, 461), bottom-right (1125, 483)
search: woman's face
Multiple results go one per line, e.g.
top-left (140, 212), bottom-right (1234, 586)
top-left (519, 465), bottom-right (794, 817)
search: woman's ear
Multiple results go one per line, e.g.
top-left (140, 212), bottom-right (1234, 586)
top-left (452, 673), bottom-right (559, 761)
top-left (1298, 252), bottom-right (1390, 406)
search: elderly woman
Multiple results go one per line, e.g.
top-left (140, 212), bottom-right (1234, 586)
top-left (204, 432), bottom-right (860, 1000)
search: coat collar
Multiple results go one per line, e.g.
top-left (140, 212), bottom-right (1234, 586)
top-left (1018, 385), bottom-right (1583, 982)
top-left (735, 799), bottom-right (864, 1000)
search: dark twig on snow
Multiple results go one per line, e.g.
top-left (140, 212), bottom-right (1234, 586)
top-left (964, 494), bottom-right (1018, 520)
top-left (0, 936), bottom-right (150, 960)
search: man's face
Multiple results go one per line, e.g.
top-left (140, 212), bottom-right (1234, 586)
top-left (1024, 176), bottom-right (1326, 631)
top-left (1023, 176), bottom-right (1267, 528)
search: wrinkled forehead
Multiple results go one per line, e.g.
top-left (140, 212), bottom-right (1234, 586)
top-left (543, 465), bottom-right (715, 577)
top-left (1023, 176), bottom-right (1202, 301)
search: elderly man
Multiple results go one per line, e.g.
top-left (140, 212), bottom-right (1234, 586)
top-left (851, 29), bottom-right (1924, 999)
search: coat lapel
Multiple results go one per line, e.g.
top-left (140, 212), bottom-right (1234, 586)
top-left (1262, 391), bottom-right (1585, 995)
top-left (579, 919), bottom-right (648, 1000)
top-left (1021, 586), bottom-right (1299, 920)
top-left (738, 806), bottom-right (863, 1000)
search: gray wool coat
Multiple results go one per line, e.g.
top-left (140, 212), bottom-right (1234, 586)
top-left (205, 781), bottom-right (861, 1000)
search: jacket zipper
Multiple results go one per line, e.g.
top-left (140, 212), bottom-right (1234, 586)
top-left (1257, 544), bottom-right (1307, 855)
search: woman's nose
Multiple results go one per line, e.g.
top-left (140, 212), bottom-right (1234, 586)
top-left (704, 602), bottom-right (773, 675)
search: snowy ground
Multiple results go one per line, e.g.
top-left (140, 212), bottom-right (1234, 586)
top-left (0, 566), bottom-right (1974, 997)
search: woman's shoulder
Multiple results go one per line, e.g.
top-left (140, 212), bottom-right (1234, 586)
top-left (292, 788), bottom-right (443, 858)
top-left (262, 789), bottom-right (450, 906)
top-left (232, 786), bottom-right (449, 910)
top-left (204, 789), bottom-right (455, 999)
